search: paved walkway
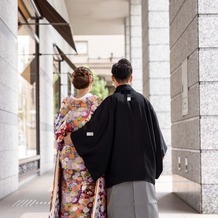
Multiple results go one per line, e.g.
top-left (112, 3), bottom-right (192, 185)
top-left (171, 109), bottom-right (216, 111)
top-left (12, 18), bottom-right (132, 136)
top-left (0, 171), bottom-right (217, 218)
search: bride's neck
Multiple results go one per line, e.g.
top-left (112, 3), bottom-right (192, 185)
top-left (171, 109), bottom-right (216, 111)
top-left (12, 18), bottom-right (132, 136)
top-left (75, 87), bottom-right (90, 98)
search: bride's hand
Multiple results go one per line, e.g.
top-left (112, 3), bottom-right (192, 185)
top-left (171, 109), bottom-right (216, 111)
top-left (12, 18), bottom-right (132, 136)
top-left (64, 133), bottom-right (73, 146)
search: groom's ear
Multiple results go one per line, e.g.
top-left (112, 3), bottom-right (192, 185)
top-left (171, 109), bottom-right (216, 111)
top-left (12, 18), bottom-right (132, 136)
top-left (111, 75), bottom-right (115, 82)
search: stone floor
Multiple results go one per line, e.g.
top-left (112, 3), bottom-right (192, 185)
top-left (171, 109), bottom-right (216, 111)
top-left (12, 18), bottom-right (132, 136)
top-left (0, 171), bottom-right (217, 218)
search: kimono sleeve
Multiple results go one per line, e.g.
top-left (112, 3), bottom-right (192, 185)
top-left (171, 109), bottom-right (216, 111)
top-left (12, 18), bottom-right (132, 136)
top-left (70, 97), bottom-right (114, 181)
top-left (148, 102), bottom-right (167, 179)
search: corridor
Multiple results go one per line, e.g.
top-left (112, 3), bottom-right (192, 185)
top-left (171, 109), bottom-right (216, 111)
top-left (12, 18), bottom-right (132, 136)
top-left (1, 0), bottom-right (218, 216)
top-left (0, 172), bottom-right (217, 218)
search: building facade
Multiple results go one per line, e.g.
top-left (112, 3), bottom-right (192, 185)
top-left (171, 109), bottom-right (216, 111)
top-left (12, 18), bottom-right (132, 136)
top-left (0, 0), bottom-right (74, 198)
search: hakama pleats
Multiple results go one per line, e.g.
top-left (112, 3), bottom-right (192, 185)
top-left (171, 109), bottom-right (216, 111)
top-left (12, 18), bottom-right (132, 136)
top-left (107, 181), bottom-right (159, 218)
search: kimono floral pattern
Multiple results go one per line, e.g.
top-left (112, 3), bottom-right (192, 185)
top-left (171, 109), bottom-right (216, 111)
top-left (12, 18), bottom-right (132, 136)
top-left (50, 94), bottom-right (106, 218)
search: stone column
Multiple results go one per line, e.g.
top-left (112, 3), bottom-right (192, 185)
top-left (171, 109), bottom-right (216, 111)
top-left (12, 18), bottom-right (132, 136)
top-left (39, 0), bottom-right (72, 174)
top-left (198, 1), bottom-right (218, 214)
top-left (170, 0), bottom-right (218, 213)
top-left (0, 1), bottom-right (19, 198)
top-left (129, 0), bottom-right (143, 93)
top-left (141, 0), bottom-right (171, 174)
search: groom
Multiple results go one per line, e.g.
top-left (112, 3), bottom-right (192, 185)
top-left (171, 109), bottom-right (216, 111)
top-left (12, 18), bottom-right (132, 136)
top-left (65, 58), bottom-right (167, 218)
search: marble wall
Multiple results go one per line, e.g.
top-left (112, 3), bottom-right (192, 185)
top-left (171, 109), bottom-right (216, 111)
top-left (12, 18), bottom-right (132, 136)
top-left (198, 0), bottom-right (218, 213)
top-left (0, 0), bottom-right (19, 199)
top-left (39, 0), bottom-right (73, 174)
top-left (141, 0), bottom-right (171, 174)
top-left (170, 0), bottom-right (218, 213)
top-left (0, 0), bottom-right (72, 198)
top-left (170, 0), bottom-right (201, 211)
top-left (129, 0), bottom-right (143, 94)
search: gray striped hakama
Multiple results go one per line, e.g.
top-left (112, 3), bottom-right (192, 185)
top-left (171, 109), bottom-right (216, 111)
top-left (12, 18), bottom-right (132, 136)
top-left (107, 181), bottom-right (159, 218)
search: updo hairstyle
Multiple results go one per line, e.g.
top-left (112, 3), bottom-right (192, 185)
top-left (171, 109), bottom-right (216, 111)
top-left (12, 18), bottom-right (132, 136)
top-left (72, 66), bottom-right (93, 89)
top-left (111, 58), bottom-right (132, 82)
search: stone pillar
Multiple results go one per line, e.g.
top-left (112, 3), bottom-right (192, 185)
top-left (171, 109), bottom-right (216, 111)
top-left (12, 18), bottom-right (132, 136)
top-left (198, 0), bottom-right (218, 213)
top-left (0, 1), bottom-right (19, 198)
top-left (170, 0), bottom-right (218, 213)
top-left (141, 0), bottom-right (171, 174)
top-left (125, 17), bottom-right (130, 61)
top-left (129, 0), bottom-right (143, 93)
top-left (39, 0), bottom-right (72, 174)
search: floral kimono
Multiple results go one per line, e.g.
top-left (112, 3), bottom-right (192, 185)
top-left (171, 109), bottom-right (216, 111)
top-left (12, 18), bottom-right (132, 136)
top-left (49, 93), bottom-right (106, 218)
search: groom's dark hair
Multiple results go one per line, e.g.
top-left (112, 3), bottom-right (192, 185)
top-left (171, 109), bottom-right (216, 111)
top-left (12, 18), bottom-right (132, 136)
top-left (111, 58), bottom-right (132, 82)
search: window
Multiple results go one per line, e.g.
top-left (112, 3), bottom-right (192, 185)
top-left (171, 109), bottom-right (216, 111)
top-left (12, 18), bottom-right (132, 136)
top-left (18, 27), bottom-right (37, 159)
